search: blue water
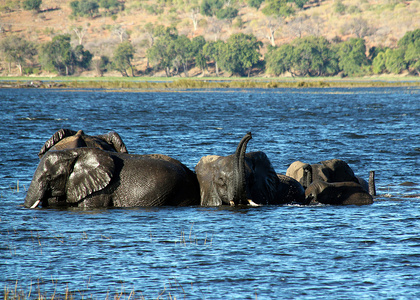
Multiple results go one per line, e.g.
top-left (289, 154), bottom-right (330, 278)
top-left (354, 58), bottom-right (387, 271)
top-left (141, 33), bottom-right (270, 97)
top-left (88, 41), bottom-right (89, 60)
top-left (1, 87), bottom-right (419, 299)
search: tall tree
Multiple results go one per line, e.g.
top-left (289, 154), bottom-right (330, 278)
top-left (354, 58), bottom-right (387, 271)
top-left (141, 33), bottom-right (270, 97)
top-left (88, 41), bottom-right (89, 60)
top-left (113, 41), bottom-right (135, 77)
top-left (335, 38), bottom-right (368, 76)
top-left (39, 34), bottom-right (92, 75)
top-left (146, 27), bottom-right (179, 76)
top-left (398, 29), bottom-right (420, 75)
top-left (220, 33), bottom-right (262, 76)
top-left (203, 40), bottom-right (225, 76)
top-left (0, 35), bottom-right (37, 75)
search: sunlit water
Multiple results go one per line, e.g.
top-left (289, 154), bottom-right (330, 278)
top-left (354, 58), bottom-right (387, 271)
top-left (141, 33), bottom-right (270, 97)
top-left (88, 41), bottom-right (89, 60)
top-left (1, 87), bottom-right (419, 299)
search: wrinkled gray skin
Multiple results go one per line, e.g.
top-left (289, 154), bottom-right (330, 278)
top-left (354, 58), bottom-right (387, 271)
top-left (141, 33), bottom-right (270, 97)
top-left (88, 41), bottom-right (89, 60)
top-left (305, 180), bottom-right (373, 205)
top-left (286, 159), bottom-right (359, 189)
top-left (24, 148), bottom-right (200, 209)
top-left (38, 129), bottom-right (128, 158)
top-left (195, 133), bottom-right (306, 206)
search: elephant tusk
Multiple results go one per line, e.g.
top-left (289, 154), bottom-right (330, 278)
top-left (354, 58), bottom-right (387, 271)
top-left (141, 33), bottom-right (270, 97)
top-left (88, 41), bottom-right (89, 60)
top-left (30, 199), bottom-right (41, 209)
top-left (247, 199), bottom-right (261, 207)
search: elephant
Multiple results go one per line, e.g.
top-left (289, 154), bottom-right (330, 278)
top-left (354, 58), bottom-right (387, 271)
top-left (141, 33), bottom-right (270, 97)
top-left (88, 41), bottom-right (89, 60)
top-left (286, 159), bottom-right (359, 189)
top-left (38, 129), bottom-right (128, 158)
top-left (24, 148), bottom-right (200, 209)
top-left (305, 180), bottom-right (374, 205)
top-left (286, 159), bottom-right (376, 195)
top-left (195, 132), bottom-right (306, 207)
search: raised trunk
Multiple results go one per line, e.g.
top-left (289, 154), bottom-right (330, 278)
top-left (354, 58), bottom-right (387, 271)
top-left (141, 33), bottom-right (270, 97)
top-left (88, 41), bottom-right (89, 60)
top-left (369, 170), bottom-right (376, 196)
top-left (303, 164), bottom-right (312, 189)
top-left (231, 132), bottom-right (252, 206)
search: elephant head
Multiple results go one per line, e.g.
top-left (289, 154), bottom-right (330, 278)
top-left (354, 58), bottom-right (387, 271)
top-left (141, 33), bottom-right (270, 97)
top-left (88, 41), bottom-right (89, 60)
top-left (195, 133), bottom-right (306, 206)
top-left (285, 161), bottom-right (312, 189)
top-left (38, 129), bottom-right (128, 158)
top-left (25, 148), bottom-right (114, 208)
top-left (25, 148), bottom-right (200, 209)
top-left (195, 132), bottom-right (252, 206)
top-left (286, 159), bottom-right (359, 189)
top-left (305, 180), bottom-right (373, 205)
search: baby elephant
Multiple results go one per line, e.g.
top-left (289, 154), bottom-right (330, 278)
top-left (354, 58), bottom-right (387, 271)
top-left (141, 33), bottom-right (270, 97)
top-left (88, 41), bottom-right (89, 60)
top-left (305, 181), bottom-right (373, 205)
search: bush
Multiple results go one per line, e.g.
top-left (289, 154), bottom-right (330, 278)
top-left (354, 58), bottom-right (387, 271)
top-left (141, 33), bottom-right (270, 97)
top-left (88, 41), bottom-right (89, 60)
top-left (247, 0), bottom-right (264, 10)
top-left (23, 0), bottom-right (42, 11)
top-left (216, 7), bottom-right (238, 20)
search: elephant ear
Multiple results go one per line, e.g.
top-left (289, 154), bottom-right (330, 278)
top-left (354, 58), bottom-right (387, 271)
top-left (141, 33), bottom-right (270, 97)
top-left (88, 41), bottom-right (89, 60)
top-left (66, 148), bottom-right (115, 203)
top-left (95, 131), bottom-right (128, 153)
top-left (38, 129), bottom-right (78, 158)
top-left (320, 159), bottom-right (358, 183)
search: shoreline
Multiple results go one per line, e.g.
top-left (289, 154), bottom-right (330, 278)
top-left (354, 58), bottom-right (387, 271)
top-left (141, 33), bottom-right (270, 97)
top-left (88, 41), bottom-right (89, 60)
top-left (1, 76), bottom-right (419, 89)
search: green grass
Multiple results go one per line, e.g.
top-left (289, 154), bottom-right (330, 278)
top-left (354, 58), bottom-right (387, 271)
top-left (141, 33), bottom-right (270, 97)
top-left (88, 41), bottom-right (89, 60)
top-left (1, 76), bottom-right (419, 90)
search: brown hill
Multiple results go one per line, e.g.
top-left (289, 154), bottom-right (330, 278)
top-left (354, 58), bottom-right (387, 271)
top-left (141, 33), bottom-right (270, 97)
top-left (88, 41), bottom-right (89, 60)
top-left (1, 0), bottom-right (419, 76)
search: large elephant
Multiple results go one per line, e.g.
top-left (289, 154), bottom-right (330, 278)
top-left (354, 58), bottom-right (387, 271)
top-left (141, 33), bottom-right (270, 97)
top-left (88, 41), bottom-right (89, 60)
top-left (38, 129), bottom-right (128, 158)
top-left (24, 148), bottom-right (200, 208)
top-left (305, 180), bottom-right (374, 205)
top-left (195, 132), bottom-right (306, 206)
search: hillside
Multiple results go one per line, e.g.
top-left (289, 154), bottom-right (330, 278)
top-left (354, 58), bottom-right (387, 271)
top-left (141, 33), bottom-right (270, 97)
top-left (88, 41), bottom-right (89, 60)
top-left (1, 0), bottom-right (419, 76)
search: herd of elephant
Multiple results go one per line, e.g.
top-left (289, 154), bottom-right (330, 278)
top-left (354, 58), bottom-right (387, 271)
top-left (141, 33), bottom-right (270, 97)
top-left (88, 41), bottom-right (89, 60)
top-left (23, 129), bottom-right (376, 209)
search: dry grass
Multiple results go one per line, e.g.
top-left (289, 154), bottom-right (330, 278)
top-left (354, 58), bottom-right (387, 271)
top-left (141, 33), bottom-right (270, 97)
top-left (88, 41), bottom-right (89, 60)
top-left (0, 0), bottom-right (419, 76)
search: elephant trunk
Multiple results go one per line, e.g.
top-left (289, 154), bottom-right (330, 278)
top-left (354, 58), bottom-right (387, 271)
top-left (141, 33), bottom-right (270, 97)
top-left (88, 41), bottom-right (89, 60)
top-left (231, 132), bottom-right (252, 206)
top-left (303, 164), bottom-right (312, 189)
top-left (24, 178), bottom-right (45, 208)
top-left (369, 170), bottom-right (376, 196)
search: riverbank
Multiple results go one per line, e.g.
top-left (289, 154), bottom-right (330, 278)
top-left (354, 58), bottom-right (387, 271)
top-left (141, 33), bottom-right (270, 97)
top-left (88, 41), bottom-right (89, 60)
top-left (1, 76), bottom-right (419, 90)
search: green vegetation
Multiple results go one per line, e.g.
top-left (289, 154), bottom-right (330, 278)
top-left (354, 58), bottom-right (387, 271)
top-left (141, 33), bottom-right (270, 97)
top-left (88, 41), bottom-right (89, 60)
top-left (22, 0), bottom-right (42, 11)
top-left (38, 34), bottom-right (92, 75)
top-left (1, 27), bottom-right (419, 78)
top-left (0, 0), bottom-right (419, 79)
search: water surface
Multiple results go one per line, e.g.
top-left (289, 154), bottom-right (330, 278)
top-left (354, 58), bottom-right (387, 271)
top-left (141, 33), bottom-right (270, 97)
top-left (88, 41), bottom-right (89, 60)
top-left (1, 87), bottom-right (419, 299)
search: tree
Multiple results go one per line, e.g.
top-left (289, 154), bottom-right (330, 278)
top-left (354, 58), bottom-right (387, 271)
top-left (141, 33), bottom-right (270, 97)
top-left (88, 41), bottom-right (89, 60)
top-left (247, 0), bottom-right (264, 10)
top-left (39, 34), bottom-right (92, 75)
top-left (216, 7), bottom-right (238, 21)
top-left (0, 35), bottom-right (37, 75)
top-left (265, 44), bottom-right (294, 76)
top-left (70, 0), bottom-right (99, 17)
top-left (72, 26), bottom-right (88, 45)
top-left (99, 0), bottom-right (122, 14)
top-left (23, 0), bottom-right (42, 12)
top-left (113, 41), bottom-right (135, 77)
top-left (203, 40), bottom-right (225, 76)
top-left (93, 55), bottom-right (110, 76)
top-left (189, 6), bottom-right (200, 31)
top-left (372, 51), bottom-right (387, 74)
top-left (200, 0), bottom-right (224, 17)
top-left (398, 29), bottom-right (420, 75)
top-left (335, 38), bottom-right (368, 76)
top-left (385, 48), bottom-right (406, 74)
top-left (112, 25), bottom-right (129, 42)
top-left (291, 36), bottom-right (338, 76)
top-left (220, 33), bottom-right (263, 76)
top-left (192, 36), bottom-right (207, 72)
top-left (146, 27), bottom-right (179, 76)
top-left (39, 34), bottom-right (73, 75)
top-left (262, 0), bottom-right (294, 17)
top-left (263, 16), bottom-right (284, 46)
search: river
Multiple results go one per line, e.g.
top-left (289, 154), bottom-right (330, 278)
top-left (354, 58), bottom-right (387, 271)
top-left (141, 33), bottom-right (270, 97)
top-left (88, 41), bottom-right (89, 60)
top-left (1, 87), bottom-right (419, 299)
